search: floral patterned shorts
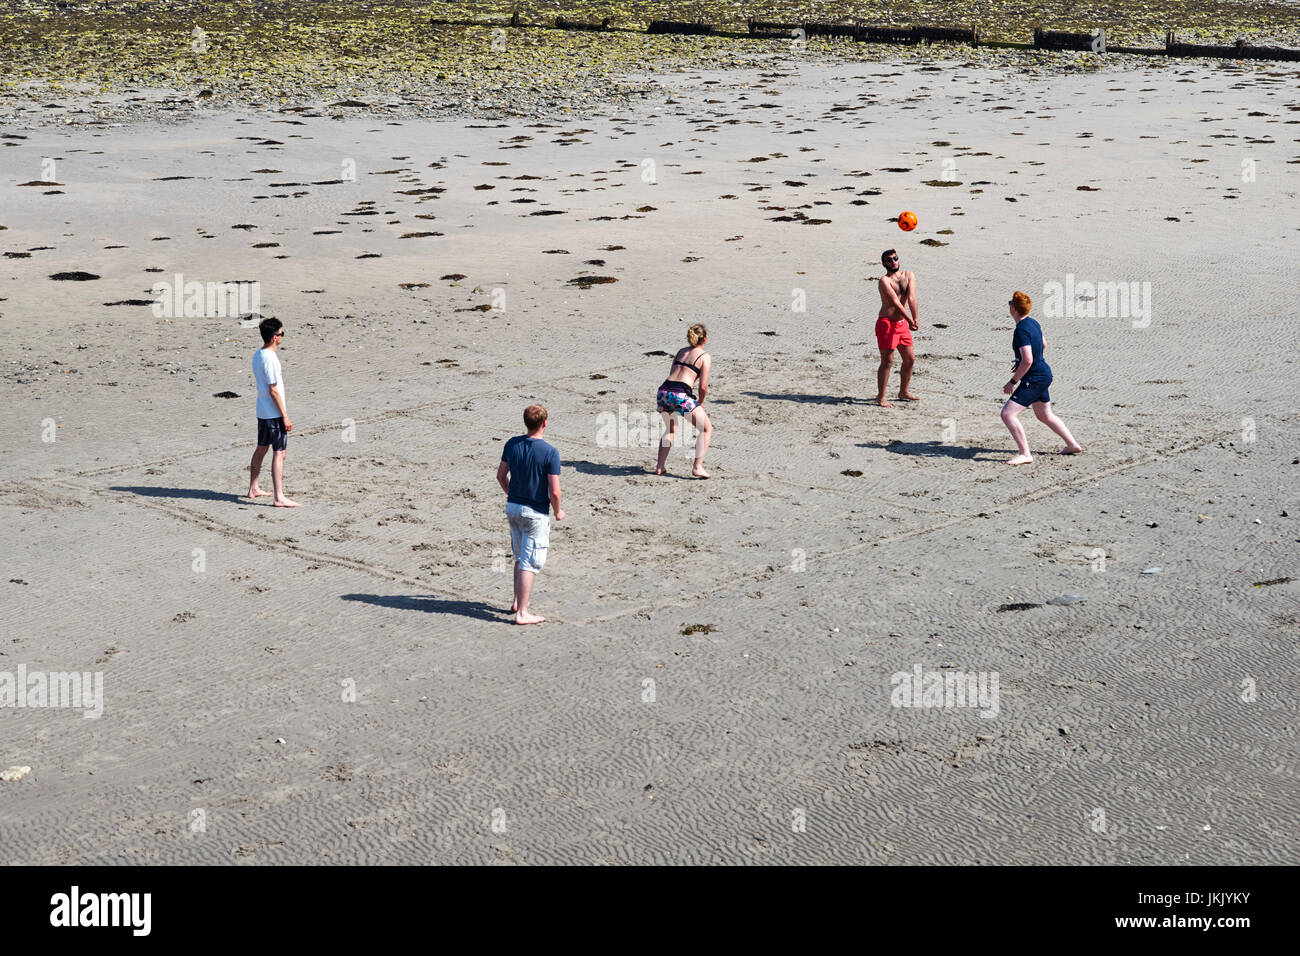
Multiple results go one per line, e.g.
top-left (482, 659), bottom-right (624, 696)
top-left (656, 384), bottom-right (698, 416)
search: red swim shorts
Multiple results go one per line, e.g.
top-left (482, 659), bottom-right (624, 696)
top-left (875, 316), bottom-right (914, 350)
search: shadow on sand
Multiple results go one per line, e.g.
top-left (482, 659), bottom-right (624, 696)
top-left (743, 391), bottom-right (874, 405)
top-left (858, 440), bottom-right (1003, 461)
top-left (566, 459), bottom-right (653, 477)
top-left (341, 593), bottom-right (506, 623)
top-left (110, 485), bottom-right (248, 503)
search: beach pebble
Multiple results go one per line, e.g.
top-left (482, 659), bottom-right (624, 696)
top-left (1046, 594), bottom-right (1086, 605)
top-left (1, 766), bottom-right (32, 782)
top-left (1141, 568), bottom-right (1162, 574)
top-left (274, 737), bottom-right (285, 745)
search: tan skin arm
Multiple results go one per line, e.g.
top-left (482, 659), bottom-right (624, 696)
top-left (906, 273), bottom-right (919, 330)
top-left (496, 460), bottom-right (510, 493)
top-left (548, 474), bottom-right (564, 522)
top-left (696, 353), bottom-right (711, 403)
top-left (268, 383), bottom-right (292, 430)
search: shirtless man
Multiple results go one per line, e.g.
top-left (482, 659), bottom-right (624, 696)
top-left (874, 249), bottom-right (920, 407)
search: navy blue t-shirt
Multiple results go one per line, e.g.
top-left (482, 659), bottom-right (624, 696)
top-left (502, 435), bottom-right (561, 515)
top-left (1012, 316), bottom-right (1052, 383)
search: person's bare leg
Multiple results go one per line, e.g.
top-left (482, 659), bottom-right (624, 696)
top-left (1001, 399), bottom-right (1032, 465)
top-left (690, 406), bottom-right (712, 478)
top-left (271, 449), bottom-right (300, 507)
top-left (876, 349), bottom-right (895, 406)
top-left (655, 411), bottom-right (676, 475)
top-left (511, 563), bottom-right (520, 613)
top-left (1033, 402), bottom-right (1083, 454)
top-left (248, 445), bottom-right (270, 497)
top-left (897, 345), bottom-right (919, 400)
top-left (514, 567), bottom-right (544, 624)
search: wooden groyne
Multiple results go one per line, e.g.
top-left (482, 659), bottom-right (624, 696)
top-left (1033, 27), bottom-right (1102, 52)
top-left (647, 19), bottom-right (714, 35)
top-left (1162, 31), bottom-right (1300, 62)
top-left (422, 15), bottom-right (1300, 63)
top-left (555, 15), bottom-right (612, 32)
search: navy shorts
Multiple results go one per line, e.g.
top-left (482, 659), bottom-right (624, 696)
top-left (1010, 379), bottom-right (1051, 407)
top-left (257, 417), bottom-right (288, 451)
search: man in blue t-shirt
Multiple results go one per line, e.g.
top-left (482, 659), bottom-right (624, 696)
top-left (496, 404), bottom-right (564, 625)
top-left (1000, 291), bottom-right (1082, 465)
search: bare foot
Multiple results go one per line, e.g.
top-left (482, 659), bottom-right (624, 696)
top-left (247, 486), bottom-right (269, 498)
top-left (1006, 454), bottom-right (1033, 466)
top-left (515, 612), bottom-right (545, 625)
top-left (692, 465), bottom-right (711, 479)
top-left (655, 467), bottom-right (668, 476)
top-left (897, 392), bottom-right (920, 401)
top-left (273, 497), bottom-right (301, 507)
top-left (1060, 444), bottom-right (1084, 455)
top-left (876, 397), bottom-right (892, 408)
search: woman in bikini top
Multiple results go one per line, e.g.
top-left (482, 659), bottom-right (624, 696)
top-left (655, 322), bottom-right (714, 478)
top-left (660, 347), bottom-right (706, 397)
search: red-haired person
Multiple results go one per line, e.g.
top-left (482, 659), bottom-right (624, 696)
top-left (1000, 291), bottom-right (1083, 465)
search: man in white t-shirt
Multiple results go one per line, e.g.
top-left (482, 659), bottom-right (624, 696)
top-left (248, 317), bottom-right (299, 507)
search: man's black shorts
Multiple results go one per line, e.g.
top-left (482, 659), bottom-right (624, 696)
top-left (257, 417), bottom-right (288, 451)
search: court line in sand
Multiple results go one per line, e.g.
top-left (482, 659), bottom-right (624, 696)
top-left (35, 424), bottom-right (1236, 631)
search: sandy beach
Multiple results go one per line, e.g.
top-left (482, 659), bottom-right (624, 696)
top-left (2, 51), bottom-right (1298, 864)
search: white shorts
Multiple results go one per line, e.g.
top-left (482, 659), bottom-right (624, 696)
top-left (506, 502), bottom-right (550, 573)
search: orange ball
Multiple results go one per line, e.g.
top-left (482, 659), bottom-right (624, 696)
top-left (898, 211), bottom-right (918, 232)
